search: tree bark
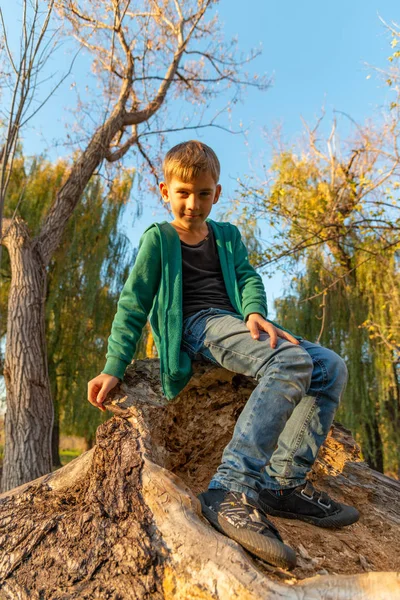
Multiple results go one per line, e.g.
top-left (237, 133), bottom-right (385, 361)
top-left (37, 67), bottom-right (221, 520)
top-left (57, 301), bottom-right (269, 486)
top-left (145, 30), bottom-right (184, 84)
top-left (1, 217), bottom-right (53, 490)
top-left (0, 359), bottom-right (399, 599)
top-left (51, 409), bottom-right (62, 470)
top-left (49, 357), bottom-right (62, 469)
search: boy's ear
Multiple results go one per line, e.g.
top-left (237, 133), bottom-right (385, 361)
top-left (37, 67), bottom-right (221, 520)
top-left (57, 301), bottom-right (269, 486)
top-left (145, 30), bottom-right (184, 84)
top-left (213, 184), bottom-right (222, 204)
top-left (159, 181), bottom-right (170, 203)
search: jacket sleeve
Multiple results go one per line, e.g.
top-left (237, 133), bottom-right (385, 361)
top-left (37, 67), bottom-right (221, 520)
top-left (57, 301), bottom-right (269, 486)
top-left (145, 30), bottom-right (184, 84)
top-left (233, 226), bottom-right (268, 321)
top-left (101, 226), bottom-right (161, 380)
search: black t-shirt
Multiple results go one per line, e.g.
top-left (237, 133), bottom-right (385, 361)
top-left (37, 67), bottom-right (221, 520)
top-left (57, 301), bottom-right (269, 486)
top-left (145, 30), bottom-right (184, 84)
top-left (181, 223), bottom-right (237, 320)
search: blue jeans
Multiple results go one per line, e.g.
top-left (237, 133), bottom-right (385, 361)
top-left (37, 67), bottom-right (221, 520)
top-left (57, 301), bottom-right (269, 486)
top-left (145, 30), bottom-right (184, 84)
top-left (181, 308), bottom-right (348, 501)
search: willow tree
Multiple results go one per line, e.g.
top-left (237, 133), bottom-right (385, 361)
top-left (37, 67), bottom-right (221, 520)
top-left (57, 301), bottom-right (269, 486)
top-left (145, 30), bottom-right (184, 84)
top-left (274, 248), bottom-right (399, 474)
top-left (235, 27), bottom-right (400, 471)
top-left (0, 0), bottom-right (268, 492)
top-left (238, 118), bottom-right (399, 471)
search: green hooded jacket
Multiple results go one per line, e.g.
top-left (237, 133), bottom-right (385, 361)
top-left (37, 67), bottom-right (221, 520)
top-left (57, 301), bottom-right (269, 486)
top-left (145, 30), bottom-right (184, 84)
top-left (101, 219), bottom-right (298, 400)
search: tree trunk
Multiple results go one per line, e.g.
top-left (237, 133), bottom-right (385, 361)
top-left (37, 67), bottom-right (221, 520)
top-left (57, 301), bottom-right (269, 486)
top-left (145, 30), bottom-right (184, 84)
top-left (0, 359), bottom-right (399, 599)
top-left (84, 433), bottom-right (95, 451)
top-left (51, 407), bottom-right (62, 470)
top-left (49, 357), bottom-right (62, 469)
top-left (364, 412), bottom-right (384, 473)
top-left (0, 107), bottom-right (126, 491)
top-left (1, 217), bottom-right (53, 492)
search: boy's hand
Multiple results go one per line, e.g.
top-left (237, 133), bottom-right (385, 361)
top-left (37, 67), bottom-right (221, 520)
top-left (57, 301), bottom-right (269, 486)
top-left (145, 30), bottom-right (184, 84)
top-left (87, 373), bottom-right (120, 412)
top-left (246, 313), bottom-right (300, 349)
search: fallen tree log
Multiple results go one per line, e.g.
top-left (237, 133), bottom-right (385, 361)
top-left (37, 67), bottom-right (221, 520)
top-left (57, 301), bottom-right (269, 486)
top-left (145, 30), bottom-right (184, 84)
top-left (0, 358), bottom-right (399, 599)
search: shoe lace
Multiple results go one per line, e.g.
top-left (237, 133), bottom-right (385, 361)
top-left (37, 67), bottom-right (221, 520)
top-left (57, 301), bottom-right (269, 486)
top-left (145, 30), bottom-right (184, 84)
top-left (219, 492), bottom-right (282, 540)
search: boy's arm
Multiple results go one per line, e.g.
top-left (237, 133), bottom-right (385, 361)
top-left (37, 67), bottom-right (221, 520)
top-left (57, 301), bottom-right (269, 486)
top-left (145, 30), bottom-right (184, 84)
top-left (101, 227), bottom-right (161, 380)
top-left (233, 226), bottom-right (268, 321)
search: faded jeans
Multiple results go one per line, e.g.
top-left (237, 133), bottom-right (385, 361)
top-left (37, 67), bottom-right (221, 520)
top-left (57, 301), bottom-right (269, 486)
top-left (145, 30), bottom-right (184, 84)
top-left (181, 308), bottom-right (348, 501)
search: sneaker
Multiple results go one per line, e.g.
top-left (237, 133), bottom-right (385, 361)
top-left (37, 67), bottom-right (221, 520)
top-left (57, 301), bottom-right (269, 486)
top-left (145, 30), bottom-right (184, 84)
top-left (258, 481), bottom-right (360, 528)
top-left (198, 489), bottom-right (296, 570)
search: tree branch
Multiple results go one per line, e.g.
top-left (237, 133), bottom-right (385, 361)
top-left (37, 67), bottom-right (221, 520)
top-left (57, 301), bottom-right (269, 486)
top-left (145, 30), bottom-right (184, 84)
top-left (124, 1), bottom-right (211, 126)
top-left (106, 129), bottom-right (138, 163)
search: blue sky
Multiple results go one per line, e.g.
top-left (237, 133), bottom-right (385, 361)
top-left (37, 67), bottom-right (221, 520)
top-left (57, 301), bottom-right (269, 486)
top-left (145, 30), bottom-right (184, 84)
top-left (3, 0), bottom-right (399, 316)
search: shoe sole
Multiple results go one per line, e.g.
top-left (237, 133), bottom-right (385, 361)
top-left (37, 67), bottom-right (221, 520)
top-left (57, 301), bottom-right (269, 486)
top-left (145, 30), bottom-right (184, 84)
top-left (258, 504), bottom-right (360, 528)
top-left (198, 494), bottom-right (297, 570)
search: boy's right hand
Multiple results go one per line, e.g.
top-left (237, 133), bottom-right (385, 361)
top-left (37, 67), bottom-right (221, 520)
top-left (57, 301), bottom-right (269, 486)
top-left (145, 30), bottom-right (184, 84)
top-left (87, 373), bottom-right (120, 412)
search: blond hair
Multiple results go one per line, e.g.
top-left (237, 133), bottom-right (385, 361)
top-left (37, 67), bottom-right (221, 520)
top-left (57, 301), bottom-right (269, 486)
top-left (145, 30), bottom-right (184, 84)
top-left (163, 140), bottom-right (220, 183)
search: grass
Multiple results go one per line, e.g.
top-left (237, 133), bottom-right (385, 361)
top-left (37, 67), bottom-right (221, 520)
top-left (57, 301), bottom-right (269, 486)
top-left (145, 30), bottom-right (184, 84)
top-left (60, 448), bottom-right (82, 466)
top-left (0, 446), bottom-right (82, 468)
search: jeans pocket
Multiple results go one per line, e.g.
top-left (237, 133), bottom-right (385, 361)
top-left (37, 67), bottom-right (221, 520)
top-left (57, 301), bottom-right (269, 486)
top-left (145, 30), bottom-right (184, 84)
top-left (183, 308), bottom-right (213, 340)
top-left (182, 327), bottom-right (204, 353)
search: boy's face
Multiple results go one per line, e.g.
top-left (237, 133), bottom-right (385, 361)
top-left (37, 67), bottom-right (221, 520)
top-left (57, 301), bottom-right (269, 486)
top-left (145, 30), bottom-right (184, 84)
top-left (160, 171), bottom-right (221, 231)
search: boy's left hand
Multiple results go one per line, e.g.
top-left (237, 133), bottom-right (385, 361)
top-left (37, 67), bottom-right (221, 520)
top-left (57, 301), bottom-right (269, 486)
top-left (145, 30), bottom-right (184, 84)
top-left (246, 313), bottom-right (300, 349)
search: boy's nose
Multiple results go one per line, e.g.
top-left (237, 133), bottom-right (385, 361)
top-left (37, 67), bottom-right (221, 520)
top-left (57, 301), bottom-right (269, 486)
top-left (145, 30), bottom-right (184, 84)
top-left (186, 195), bottom-right (199, 211)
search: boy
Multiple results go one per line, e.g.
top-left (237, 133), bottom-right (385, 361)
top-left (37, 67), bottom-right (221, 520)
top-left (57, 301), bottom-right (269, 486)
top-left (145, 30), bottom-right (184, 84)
top-left (88, 140), bottom-right (359, 570)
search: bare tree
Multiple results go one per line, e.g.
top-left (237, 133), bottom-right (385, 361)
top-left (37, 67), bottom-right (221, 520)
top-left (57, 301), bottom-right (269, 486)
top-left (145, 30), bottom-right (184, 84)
top-left (0, 0), bottom-right (75, 265)
top-left (0, 0), bottom-right (268, 492)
